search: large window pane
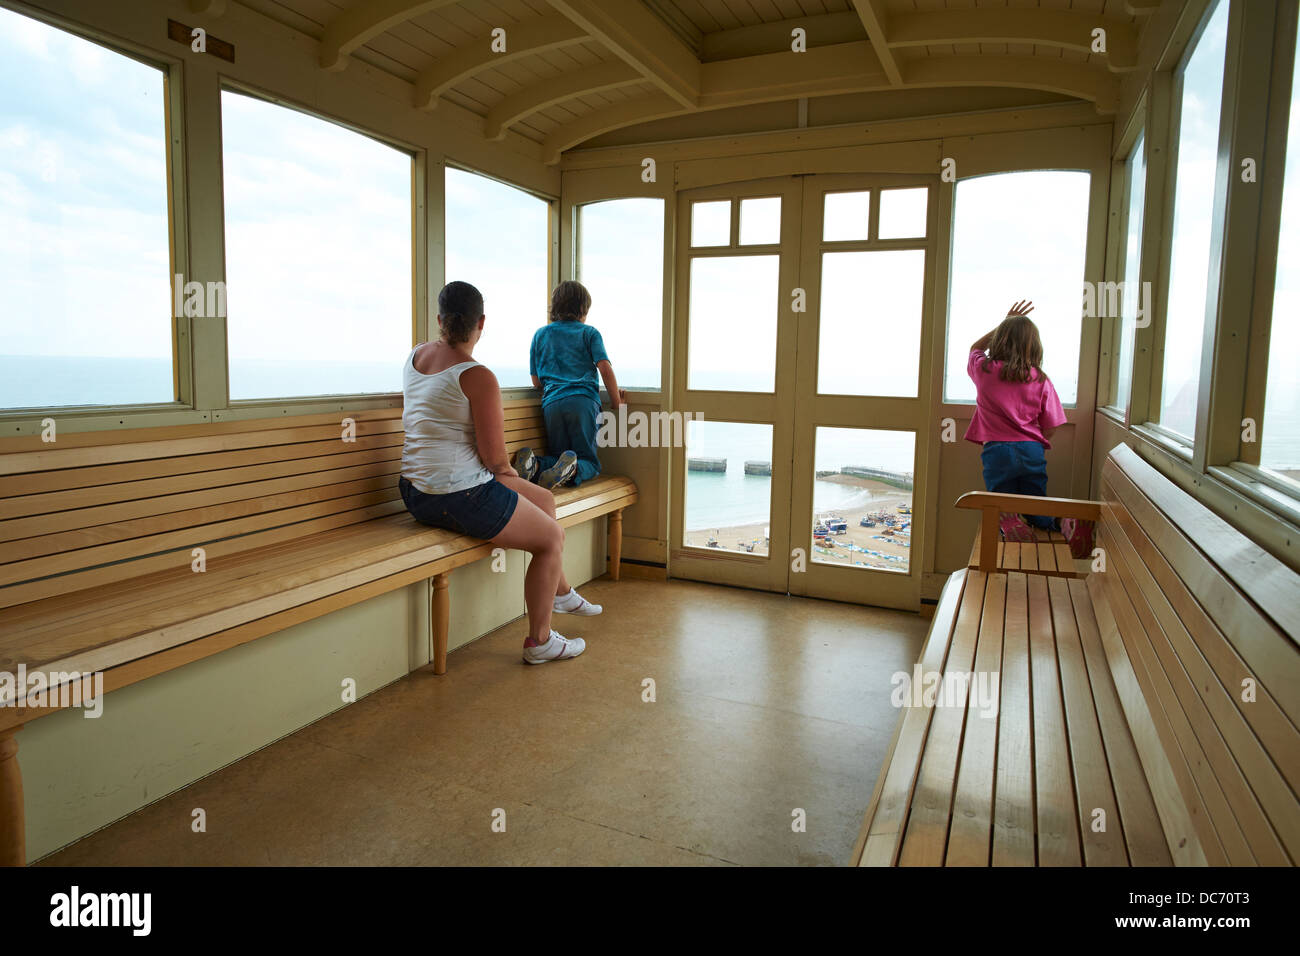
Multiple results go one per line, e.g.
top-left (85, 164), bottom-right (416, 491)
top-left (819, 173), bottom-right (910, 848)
top-left (444, 166), bottom-right (548, 389)
top-left (945, 170), bottom-right (1090, 404)
top-left (1114, 132), bottom-right (1147, 412)
top-left (223, 91), bottom-right (412, 399)
top-left (683, 420), bottom-right (772, 555)
top-left (577, 198), bottom-right (664, 389)
top-left (1260, 15), bottom-right (1300, 485)
top-left (687, 255), bottom-right (778, 391)
top-left (810, 427), bottom-right (915, 573)
top-left (1159, 0), bottom-right (1228, 439)
top-left (818, 249), bottom-right (924, 397)
top-left (0, 7), bottom-right (171, 408)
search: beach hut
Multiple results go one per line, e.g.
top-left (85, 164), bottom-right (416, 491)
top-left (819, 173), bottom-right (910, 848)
top-left (0, 0), bottom-right (1295, 899)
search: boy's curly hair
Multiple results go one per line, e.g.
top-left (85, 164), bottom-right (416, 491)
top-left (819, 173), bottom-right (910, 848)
top-left (984, 315), bottom-right (1048, 383)
top-left (549, 280), bottom-right (591, 323)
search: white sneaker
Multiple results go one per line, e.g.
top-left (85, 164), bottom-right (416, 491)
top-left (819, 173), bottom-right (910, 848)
top-left (553, 588), bottom-right (602, 616)
top-left (522, 630), bottom-right (586, 664)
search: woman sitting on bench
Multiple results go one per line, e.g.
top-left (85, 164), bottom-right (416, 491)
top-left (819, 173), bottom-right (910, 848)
top-left (399, 280), bottom-right (602, 665)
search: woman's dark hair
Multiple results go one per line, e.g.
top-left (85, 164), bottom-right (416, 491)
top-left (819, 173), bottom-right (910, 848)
top-left (984, 315), bottom-right (1048, 384)
top-left (549, 280), bottom-right (591, 323)
top-left (438, 281), bottom-right (484, 345)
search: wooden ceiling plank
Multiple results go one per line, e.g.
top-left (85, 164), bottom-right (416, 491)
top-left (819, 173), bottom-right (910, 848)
top-left (484, 61), bottom-right (644, 138)
top-left (888, 9), bottom-right (1139, 71)
top-left (319, 0), bottom-right (461, 69)
top-left (412, 13), bottom-right (587, 108)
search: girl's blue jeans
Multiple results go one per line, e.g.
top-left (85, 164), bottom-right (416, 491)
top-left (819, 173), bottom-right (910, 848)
top-left (980, 440), bottom-right (1056, 530)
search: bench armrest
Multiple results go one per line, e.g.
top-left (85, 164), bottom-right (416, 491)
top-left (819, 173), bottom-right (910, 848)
top-left (955, 491), bottom-right (1100, 573)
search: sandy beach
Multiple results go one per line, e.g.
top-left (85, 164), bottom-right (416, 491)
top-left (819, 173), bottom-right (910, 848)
top-left (684, 474), bottom-right (914, 571)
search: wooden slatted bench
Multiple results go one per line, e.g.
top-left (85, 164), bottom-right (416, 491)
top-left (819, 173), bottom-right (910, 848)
top-left (0, 398), bottom-right (637, 865)
top-left (852, 444), bottom-right (1299, 866)
top-left (965, 525), bottom-right (1080, 577)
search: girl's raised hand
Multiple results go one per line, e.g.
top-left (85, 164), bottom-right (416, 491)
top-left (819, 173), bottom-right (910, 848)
top-left (1006, 300), bottom-right (1035, 317)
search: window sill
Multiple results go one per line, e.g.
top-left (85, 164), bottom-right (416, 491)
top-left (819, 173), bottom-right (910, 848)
top-left (1210, 464), bottom-right (1300, 528)
top-left (1096, 405), bottom-right (1127, 427)
top-left (1131, 422), bottom-right (1193, 462)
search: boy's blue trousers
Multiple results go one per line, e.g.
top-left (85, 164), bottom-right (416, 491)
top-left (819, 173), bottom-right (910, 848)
top-left (535, 396), bottom-right (602, 486)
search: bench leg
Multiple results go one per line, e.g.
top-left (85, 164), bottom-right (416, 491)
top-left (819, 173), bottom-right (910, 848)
top-left (431, 572), bottom-right (450, 676)
top-left (608, 509), bottom-right (623, 582)
top-left (0, 725), bottom-right (24, 866)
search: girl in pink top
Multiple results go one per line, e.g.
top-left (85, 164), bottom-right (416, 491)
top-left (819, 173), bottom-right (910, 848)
top-left (964, 302), bottom-right (1089, 553)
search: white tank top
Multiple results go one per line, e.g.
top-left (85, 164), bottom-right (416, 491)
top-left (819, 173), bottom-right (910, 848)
top-left (401, 349), bottom-right (494, 495)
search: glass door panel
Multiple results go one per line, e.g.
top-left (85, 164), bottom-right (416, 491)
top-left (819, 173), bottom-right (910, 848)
top-left (683, 420), bottom-right (773, 556)
top-left (817, 249), bottom-right (925, 398)
top-left (686, 255), bottom-right (780, 392)
top-left (808, 427), bottom-right (916, 572)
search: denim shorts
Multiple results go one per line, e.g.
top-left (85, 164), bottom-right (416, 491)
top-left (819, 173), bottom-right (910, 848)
top-left (398, 475), bottom-right (518, 539)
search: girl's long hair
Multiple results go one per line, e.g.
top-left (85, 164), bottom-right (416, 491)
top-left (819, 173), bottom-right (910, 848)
top-left (983, 315), bottom-right (1048, 383)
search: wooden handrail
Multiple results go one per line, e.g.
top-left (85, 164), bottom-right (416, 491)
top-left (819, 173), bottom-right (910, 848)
top-left (955, 491), bottom-right (1100, 572)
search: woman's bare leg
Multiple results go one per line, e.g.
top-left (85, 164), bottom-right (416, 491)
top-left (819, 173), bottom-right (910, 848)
top-left (491, 490), bottom-right (565, 644)
top-left (496, 475), bottom-right (571, 596)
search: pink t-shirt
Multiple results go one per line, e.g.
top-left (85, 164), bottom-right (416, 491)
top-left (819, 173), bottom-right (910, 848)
top-left (963, 349), bottom-right (1067, 449)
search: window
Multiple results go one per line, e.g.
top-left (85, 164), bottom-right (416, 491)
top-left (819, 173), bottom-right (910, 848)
top-left (0, 7), bottom-right (172, 409)
top-left (1114, 132), bottom-right (1147, 412)
top-left (945, 170), bottom-right (1091, 405)
top-left (1260, 15), bottom-right (1300, 486)
top-left (444, 166), bottom-right (549, 389)
top-left (222, 90), bottom-right (412, 400)
top-left (1158, 0), bottom-right (1229, 439)
top-left (576, 198), bottom-right (665, 389)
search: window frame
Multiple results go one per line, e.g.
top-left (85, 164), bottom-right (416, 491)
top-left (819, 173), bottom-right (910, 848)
top-left (1100, 102), bottom-right (1149, 422)
top-left (0, 4), bottom-right (190, 419)
top-left (442, 158), bottom-right (559, 399)
top-left (573, 195), bottom-right (669, 391)
top-left (1217, 0), bottom-right (1300, 512)
top-left (218, 80), bottom-right (420, 405)
top-left (1139, 0), bottom-right (1234, 450)
top-left (940, 166), bottom-right (1096, 410)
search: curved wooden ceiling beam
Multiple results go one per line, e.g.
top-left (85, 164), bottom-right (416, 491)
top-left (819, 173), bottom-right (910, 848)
top-left (888, 10), bottom-right (1139, 72)
top-left (542, 92), bottom-right (687, 164)
top-left (902, 56), bottom-right (1120, 112)
top-left (546, 0), bottom-right (700, 108)
top-left (320, 0), bottom-right (460, 71)
top-left (187, 0), bottom-right (227, 15)
top-left (412, 15), bottom-right (587, 110)
top-left (851, 0), bottom-right (902, 85)
top-left (484, 63), bottom-right (644, 140)
top-left (699, 40), bottom-right (888, 109)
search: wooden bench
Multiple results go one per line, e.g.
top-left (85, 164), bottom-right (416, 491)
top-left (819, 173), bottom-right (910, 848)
top-left (853, 444), bottom-right (1299, 866)
top-left (0, 398), bottom-right (637, 865)
top-left (966, 526), bottom-right (1080, 576)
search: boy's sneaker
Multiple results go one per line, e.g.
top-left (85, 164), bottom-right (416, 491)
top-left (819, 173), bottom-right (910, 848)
top-left (554, 587), bottom-right (602, 616)
top-left (513, 447), bottom-right (539, 482)
top-left (522, 630), bottom-right (586, 665)
top-left (999, 513), bottom-right (1036, 543)
top-left (537, 450), bottom-right (578, 489)
top-left (1061, 517), bottom-right (1095, 559)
